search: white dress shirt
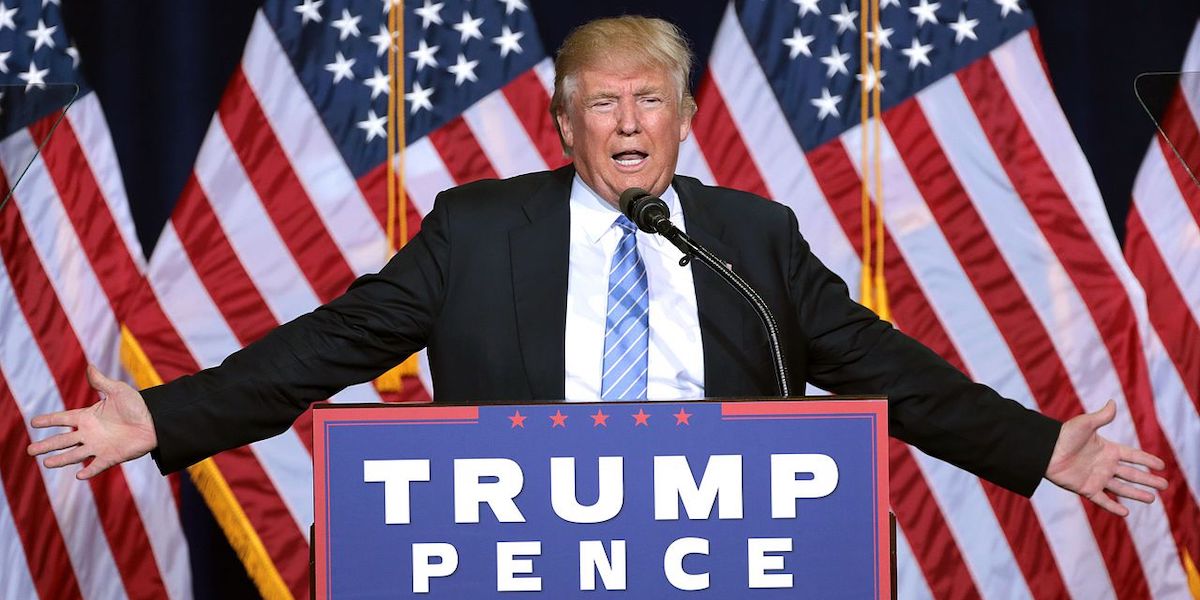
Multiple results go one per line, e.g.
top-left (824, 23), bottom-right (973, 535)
top-left (563, 176), bottom-right (705, 401)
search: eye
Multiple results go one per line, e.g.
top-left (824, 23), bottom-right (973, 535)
top-left (590, 99), bottom-right (616, 111)
top-left (639, 96), bottom-right (663, 107)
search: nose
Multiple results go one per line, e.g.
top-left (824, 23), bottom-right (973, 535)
top-left (616, 100), bottom-right (640, 135)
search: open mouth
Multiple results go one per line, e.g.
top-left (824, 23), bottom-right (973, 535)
top-left (612, 150), bottom-right (648, 168)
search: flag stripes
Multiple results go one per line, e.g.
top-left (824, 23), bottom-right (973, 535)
top-left (0, 370), bottom-right (84, 600)
top-left (682, 5), bottom-right (1197, 596)
top-left (1126, 18), bottom-right (1200, 598)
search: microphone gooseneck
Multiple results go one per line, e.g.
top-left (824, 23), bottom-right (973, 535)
top-left (618, 187), bottom-right (791, 397)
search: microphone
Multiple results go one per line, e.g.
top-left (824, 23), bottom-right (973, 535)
top-left (618, 187), bottom-right (792, 397)
top-left (619, 187), bottom-right (671, 234)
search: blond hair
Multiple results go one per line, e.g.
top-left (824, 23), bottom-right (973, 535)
top-left (549, 16), bottom-right (697, 151)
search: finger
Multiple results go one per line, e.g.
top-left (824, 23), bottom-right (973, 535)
top-left (86, 364), bottom-right (119, 395)
top-left (1115, 465), bottom-right (1168, 490)
top-left (27, 431), bottom-right (81, 456)
top-left (1086, 490), bottom-right (1129, 517)
top-left (77, 457), bottom-right (114, 480)
top-left (29, 408), bottom-right (82, 429)
top-left (42, 446), bottom-right (94, 469)
top-left (1118, 445), bottom-right (1166, 471)
top-left (1084, 399), bottom-right (1117, 429)
top-left (1105, 479), bottom-right (1157, 505)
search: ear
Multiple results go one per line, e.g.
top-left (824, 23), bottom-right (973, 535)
top-left (556, 109), bottom-right (575, 151)
top-left (678, 111), bottom-right (693, 142)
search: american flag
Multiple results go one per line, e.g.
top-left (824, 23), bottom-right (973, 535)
top-left (1126, 19), bottom-right (1200, 598)
top-left (691, 1), bottom-right (1200, 598)
top-left (685, 1), bottom-right (1198, 598)
top-left (0, 1), bottom-right (192, 599)
top-left (123, 0), bottom-right (562, 596)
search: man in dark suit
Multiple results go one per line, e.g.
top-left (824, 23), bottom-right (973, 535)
top-left (29, 16), bottom-right (1165, 514)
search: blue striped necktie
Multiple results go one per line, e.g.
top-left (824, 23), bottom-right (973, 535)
top-left (601, 215), bottom-right (650, 400)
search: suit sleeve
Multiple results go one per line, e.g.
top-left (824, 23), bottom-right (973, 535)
top-left (142, 195), bottom-right (453, 474)
top-left (784, 209), bottom-right (1061, 496)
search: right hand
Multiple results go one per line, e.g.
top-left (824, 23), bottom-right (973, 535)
top-left (26, 365), bottom-right (158, 479)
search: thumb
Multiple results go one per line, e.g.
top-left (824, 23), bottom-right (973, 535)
top-left (86, 364), bottom-right (119, 395)
top-left (1085, 399), bottom-right (1117, 430)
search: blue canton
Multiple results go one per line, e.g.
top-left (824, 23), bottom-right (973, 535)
top-left (262, 0), bottom-right (544, 179)
top-left (736, 0), bottom-right (1035, 151)
top-left (0, 0), bottom-right (84, 140)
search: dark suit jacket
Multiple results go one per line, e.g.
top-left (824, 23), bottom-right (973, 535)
top-left (144, 166), bottom-right (1061, 495)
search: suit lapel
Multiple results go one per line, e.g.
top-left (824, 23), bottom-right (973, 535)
top-left (510, 166), bottom-right (574, 399)
top-left (674, 176), bottom-right (752, 398)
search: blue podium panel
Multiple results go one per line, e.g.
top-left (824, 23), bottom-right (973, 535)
top-left (314, 399), bottom-right (889, 599)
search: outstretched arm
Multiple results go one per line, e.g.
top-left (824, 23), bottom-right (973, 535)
top-left (26, 365), bottom-right (156, 479)
top-left (1045, 400), bottom-right (1167, 516)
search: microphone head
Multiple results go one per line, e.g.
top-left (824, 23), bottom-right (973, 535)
top-left (618, 187), bottom-right (670, 234)
top-left (618, 187), bottom-right (650, 218)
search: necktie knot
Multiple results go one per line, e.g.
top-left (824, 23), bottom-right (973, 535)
top-left (614, 214), bottom-right (637, 236)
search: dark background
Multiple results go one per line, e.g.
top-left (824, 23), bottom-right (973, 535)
top-left (57, 0), bottom-right (1199, 597)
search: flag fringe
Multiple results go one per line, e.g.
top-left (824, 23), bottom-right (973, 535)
top-left (119, 325), bottom-right (293, 600)
top-left (1185, 547), bottom-right (1200, 599)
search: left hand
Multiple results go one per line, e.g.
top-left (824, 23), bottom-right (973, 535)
top-left (1045, 399), bottom-right (1167, 516)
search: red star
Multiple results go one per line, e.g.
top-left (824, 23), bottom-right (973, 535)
top-left (673, 408), bottom-right (692, 426)
top-left (508, 410), bottom-right (527, 428)
top-left (632, 409), bottom-right (651, 427)
top-left (549, 410), bottom-right (568, 428)
top-left (591, 409), bottom-right (610, 427)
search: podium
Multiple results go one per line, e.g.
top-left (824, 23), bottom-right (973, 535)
top-left (312, 398), bottom-right (891, 598)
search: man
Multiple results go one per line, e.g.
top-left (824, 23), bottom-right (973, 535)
top-left (29, 16), bottom-right (1165, 515)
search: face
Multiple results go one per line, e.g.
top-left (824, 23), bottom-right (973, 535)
top-left (556, 60), bottom-right (693, 207)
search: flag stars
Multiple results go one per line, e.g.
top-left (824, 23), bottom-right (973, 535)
top-left (632, 409), bottom-right (651, 427)
top-left (821, 46), bottom-right (851, 78)
top-left (0, 2), bottom-right (17, 32)
top-left (0, 50), bottom-right (10, 74)
top-left (447, 52), bottom-right (479, 85)
top-left (830, 4), bottom-right (858, 35)
top-left (408, 39), bottom-right (439, 71)
top-left (782, 28), bottom-right (814, 59)
top-left (452, 10), bottom-right (484, 44)
top-left (27, 18), bottom-right (57, 51)
top-left (331, 9), bottom-right (361, 41)
top-left (673, 408), bottom-right (692, 426)
top-left (294, 0), bottom-right (323, 25)
top-left (995, 0), bottom-right (1023, 18)
top-left (498, 0), bottom-right (527, 15)
top-left (363, 67), bottom-right (390, 99)
top-left (414, 0), bottom-right (444, 29)
top-left (508, 410), bottom-right (527, 428)
top-left (591, 409), bottom-right (610, 427)
top-left (18, 60), bottom-right (47, 91)
top-left (791, 0), bottom-right (820, 17)
top-left (549, 410), bottom-right (568, 428)
top-left (356, 109), bottom-right (386, 142)
top-left (492, 25), bottom-right (524, 57)
top-left (324, 51), bottom-right (356, 83)
top-left (810, 87), bottom-right (842, 120)
top-left (880, 0), bottom-right (900, 7)
top-left (856, 64), bottom-right (886, 92)
top-left (405, 81), bottom-right (434, 114)
top-left (370, 24), bottom-right (397, 57)
top-left (66, 46), bottom-right (79, 67)
top-left (949, 12), bottom-right (979, 44)
top-left (909, 0), bottom-right (941, 27)
top-left (900, 38), bottom-right (933, 69)
top-left (867, 24), bottom-right (894, 50)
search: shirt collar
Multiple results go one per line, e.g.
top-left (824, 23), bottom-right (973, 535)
top-left (569, 174), bottom-right (680, 244)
